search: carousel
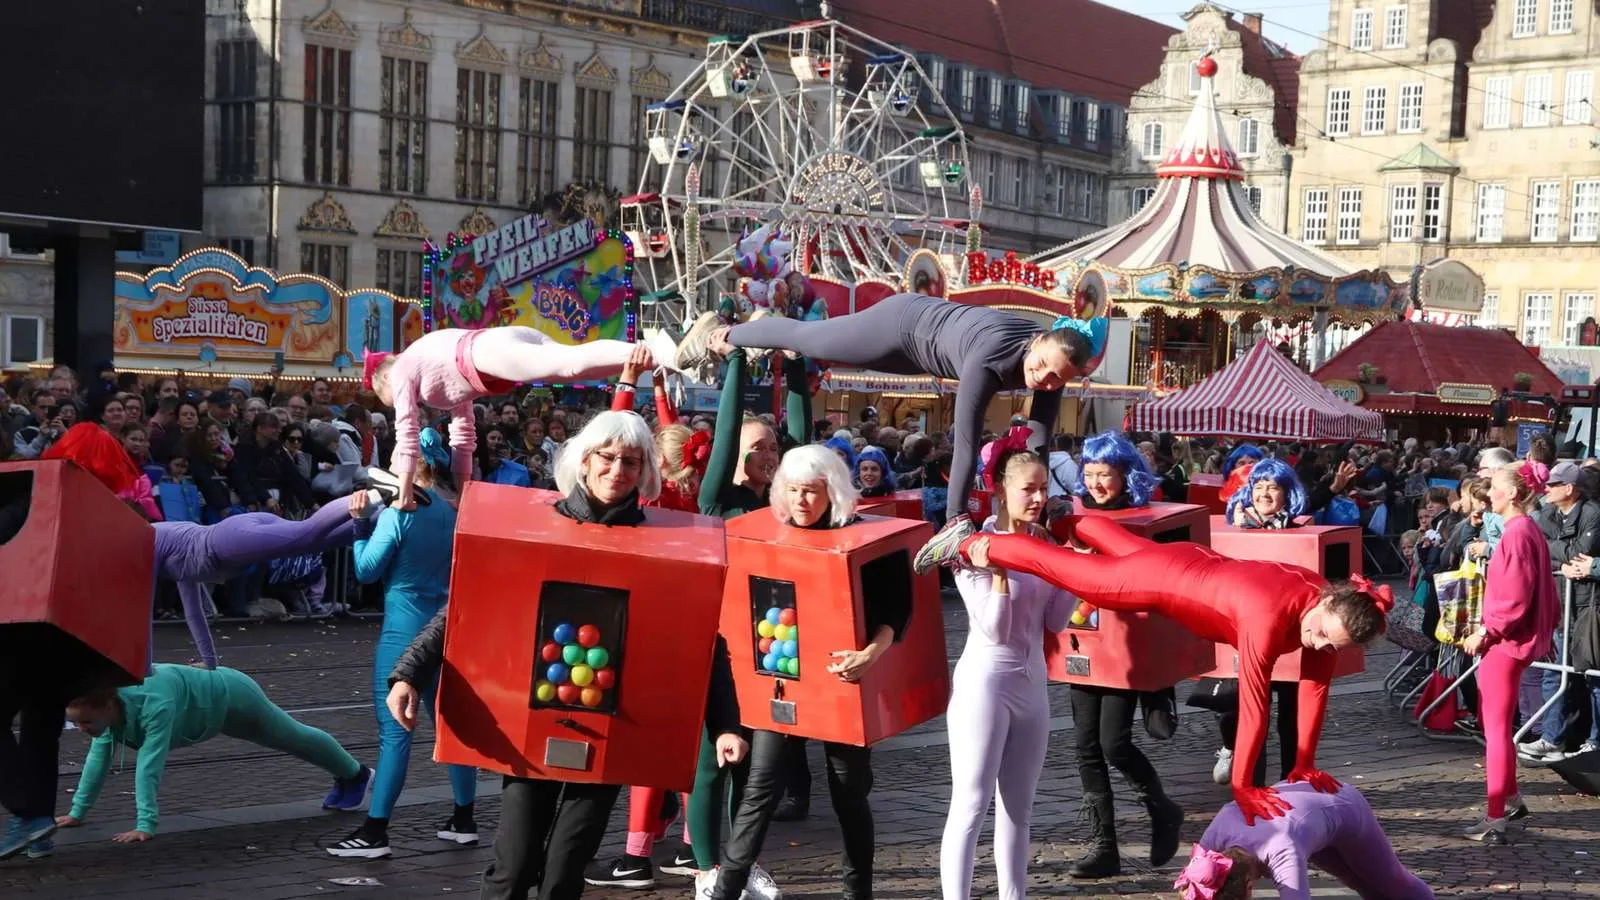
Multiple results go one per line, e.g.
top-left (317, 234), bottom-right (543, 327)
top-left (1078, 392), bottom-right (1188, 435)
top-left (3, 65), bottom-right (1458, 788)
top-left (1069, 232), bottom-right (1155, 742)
top-left (1030, 54), bottom-right (1409, 390)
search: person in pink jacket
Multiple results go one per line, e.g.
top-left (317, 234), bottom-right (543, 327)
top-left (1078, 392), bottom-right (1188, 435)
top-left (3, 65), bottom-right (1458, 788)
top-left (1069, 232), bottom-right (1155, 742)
top-left (1459, 462), bottom-right (1559, 843)
top-left (364, 326), bottom-right (678, 510)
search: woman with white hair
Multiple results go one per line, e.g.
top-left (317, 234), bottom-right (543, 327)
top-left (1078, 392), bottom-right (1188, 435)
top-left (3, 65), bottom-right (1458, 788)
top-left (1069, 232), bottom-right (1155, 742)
top-left (383, 411), bottom-right (747, 900)
top-left (705, 444), bottom-right (912, 900)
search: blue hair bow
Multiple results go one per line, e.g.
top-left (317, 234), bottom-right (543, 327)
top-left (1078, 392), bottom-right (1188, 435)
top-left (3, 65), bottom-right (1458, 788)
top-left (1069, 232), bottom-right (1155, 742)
top-left (1052, 315), bottom-right (1108, 359)
top-left (419, 427), bottom-right (451, 470)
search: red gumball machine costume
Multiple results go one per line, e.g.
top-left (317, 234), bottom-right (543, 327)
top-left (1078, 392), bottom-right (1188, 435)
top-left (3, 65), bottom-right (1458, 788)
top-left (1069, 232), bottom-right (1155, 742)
top-left (962, 517), bottom-right (1392, 823)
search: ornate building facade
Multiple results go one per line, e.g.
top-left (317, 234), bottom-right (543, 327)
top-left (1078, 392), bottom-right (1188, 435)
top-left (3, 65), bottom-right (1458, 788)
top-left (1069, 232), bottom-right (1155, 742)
top-left (1290, 0), bottom-right (1600, 348)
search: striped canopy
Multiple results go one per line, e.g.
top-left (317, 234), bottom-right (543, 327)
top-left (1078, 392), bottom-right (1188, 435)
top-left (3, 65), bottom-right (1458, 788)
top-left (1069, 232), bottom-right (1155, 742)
top-left (1131, 339), bottom-right (1385, 442)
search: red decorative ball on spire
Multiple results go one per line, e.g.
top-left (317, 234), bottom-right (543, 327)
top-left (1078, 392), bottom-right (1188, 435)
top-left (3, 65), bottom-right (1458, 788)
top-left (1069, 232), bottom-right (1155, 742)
top-left (1196, 56), bottom-right (1218, 79)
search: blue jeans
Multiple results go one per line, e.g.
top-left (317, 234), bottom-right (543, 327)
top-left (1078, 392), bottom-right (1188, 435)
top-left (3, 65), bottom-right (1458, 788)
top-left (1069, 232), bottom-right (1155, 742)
top-left (370, 593), bottom-right (476, 819)
top-left (1540, 628), bottom-right (1600, 745)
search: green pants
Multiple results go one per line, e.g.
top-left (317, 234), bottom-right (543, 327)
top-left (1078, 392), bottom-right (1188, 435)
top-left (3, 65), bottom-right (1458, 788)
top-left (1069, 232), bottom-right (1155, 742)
top-left (218, 668), bottom-right (361, 781)
top-left (687, 728), bottom-right (749, 871)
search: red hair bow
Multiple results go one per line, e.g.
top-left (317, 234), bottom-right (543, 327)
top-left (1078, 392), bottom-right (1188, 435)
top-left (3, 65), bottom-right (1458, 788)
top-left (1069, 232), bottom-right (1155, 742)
top-left (684, 430), bottom-right (713, 477)
top-left (1349, 573), bottom-right (1395, 614)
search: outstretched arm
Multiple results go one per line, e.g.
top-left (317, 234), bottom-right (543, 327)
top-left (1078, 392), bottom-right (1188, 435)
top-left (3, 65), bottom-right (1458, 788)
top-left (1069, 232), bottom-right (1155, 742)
top-left (1286, 648), bottom-right (1339, 792)
top-left (175, 581), bottom-right (219, 668)
top-left (1231, 628), bottom-right (1292, 824)
top-left (781, 356), bottom-right (811, 446)
top-left (697, 350), bottom-right (748, 516)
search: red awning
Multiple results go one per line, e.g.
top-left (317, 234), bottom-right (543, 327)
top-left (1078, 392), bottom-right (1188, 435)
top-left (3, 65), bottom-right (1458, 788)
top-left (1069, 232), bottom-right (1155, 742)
top-left (1132, 339), bottom-right (1386, 441)
top-left (1360, 394), bottom-right (1554, 421)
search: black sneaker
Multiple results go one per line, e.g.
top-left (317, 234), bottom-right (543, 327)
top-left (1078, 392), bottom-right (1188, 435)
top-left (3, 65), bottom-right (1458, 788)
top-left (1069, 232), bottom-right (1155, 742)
top-left (659, 843), bottom-right (698, 877)
top-left (327, 820), bottom-right (391, 859)
top-left (584, 853), bottom-right (655, 889)
top-left (773, 796), bottom-right (809, 822)
top-left (436, 806), bottom-right (479, 845)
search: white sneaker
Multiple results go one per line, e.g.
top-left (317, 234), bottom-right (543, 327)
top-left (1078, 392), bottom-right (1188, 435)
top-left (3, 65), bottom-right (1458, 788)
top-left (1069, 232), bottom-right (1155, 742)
top-left (675, 311), bottom-right (725, 372)
top-left (646, 330), bottom-right (683, 375)
top-left (1517, 737), bottom-right (1560, 757)
top-left (694, 868), bottom-right (754, 900)
top-left (746, 864), bottom-right (782, 900)
top-left (1211, 748), bottom-right (1233, 785)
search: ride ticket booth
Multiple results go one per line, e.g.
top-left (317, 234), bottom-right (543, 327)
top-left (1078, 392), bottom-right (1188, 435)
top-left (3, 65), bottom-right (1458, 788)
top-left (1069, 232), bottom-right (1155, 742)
top-left (1205, 518), bottom-right (1366, 679)
top-left (1043, 501), bottom-right (1216, 691)
top-left (0, 460), bottom-right (155, 694)
top-left (720, 511), bottom-right (947, 746)
top-left (435, 485), bottom-right (727, 791)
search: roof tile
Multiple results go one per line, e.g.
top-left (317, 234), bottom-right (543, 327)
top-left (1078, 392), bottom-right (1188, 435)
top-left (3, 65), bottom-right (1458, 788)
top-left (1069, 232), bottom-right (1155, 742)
top-left (1316, 322), bottom-right (1563, 395)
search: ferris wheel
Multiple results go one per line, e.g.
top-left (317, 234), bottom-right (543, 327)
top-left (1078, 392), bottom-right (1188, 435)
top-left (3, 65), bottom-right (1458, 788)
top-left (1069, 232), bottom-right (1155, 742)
top-left (622, 14), bottom-right (971, 333)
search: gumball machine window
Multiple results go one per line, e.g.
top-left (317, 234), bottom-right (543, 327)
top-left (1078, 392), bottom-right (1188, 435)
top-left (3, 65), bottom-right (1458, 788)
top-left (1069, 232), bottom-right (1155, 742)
top-left (530, 582), bottom-right (626, 715)
top-left (749, 575), bottom-right (802, 680)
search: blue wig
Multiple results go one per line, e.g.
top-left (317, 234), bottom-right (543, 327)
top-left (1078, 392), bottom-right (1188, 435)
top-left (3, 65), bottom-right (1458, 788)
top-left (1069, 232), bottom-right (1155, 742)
top-left (824, 434), bottom-right (857, 468)
top-left (1226, 457), bottom-right (1307, 519)
top-left (854, 445), bottom-right (898, 491)
top-left (1223, 443), bottom-right (1265, 476)
top-left (1073, 430), bottom-right (1158, 508)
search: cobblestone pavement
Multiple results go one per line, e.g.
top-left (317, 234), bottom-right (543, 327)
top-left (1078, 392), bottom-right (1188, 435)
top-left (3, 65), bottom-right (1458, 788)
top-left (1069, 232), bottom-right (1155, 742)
top-left (5, 602), bottom-right (1598, 899)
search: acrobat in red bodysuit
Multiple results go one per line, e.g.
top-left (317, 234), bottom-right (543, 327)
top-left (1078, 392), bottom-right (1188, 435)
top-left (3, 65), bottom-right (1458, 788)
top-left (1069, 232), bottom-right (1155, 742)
top-left (961, 517), bottom-right (1392, 824)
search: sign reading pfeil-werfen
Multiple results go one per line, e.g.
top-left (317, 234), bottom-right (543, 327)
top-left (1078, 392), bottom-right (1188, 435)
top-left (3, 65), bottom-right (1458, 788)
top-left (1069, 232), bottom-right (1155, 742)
top-left (792, 152), bottom-right (886, 215)
top-left (1436, 382), bottom-right (1495, 404)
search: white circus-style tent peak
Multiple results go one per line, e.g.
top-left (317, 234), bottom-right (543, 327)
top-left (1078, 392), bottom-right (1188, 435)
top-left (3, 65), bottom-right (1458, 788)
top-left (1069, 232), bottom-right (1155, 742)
top-left (1032, 55), bottom-right (1356, 277)
top-left (1131, 338), bottom-right (1385, 441)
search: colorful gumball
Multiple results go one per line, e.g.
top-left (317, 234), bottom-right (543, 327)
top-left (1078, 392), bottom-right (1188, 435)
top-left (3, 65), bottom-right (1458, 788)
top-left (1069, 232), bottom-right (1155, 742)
top-left (540, 641), bottom-right (561, 663)
top-left (547, 662), bottom-right (570, 684)
top-left (756, 620), bottom-right (776, 639)
top-left (787, 625), bottom-right (798, 642)
top-left (571, 664), bottom-right (595, 687)
top-left (577, 624), bottom-right (601, 648)
top-left (556, 683), bottom-right (580, 704)
top-left (758, 637), bottom-right (774, 654)
top-left (778, 608), bottom-right (796, 627)
top-left (562, 644), bottom-right (585, 665)
top-left (552, 623), bottom-right (577, 645)
top-left (782, 639), bottom-right (798, 658)
top-left (594, 667), bottom-right (615, 689)
top-left (586, 647), bottom-right (609, 669)
top-left (535, 680), bottom-right (556, 702)
top-left (580, 686), bottom-right (604, 708)
top-left (1070, 610), bottom-right (1087, 626)
top-left (772, 624), bottom-right (790, 641)
top-left (789, 659), bottom-right (799, 677)
top-left (763, 651), bottom-right (780, 671)
top-left (765, 607), bottom-right (782, 626)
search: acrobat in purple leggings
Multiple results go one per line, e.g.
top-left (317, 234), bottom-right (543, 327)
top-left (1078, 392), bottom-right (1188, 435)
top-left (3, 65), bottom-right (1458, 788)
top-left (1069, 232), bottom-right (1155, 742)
top-left (151, 497), bottom-right (373, 670)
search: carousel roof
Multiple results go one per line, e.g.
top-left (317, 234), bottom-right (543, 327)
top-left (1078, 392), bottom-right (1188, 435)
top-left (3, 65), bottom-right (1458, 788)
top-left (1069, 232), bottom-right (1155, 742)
top-left (1030, 56), bottom-right (1356, 277)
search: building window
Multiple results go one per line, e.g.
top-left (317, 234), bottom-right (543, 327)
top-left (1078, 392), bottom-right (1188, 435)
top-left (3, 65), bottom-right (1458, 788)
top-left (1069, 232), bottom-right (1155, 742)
top-left (1189, 60), bottom-right (1202, 94)
top-left (1326, 88), bottom-right (1351, 136)
top-left (1564, 292), bottom-right (1595, 343)
top-left (220, 238), bottom-right (256, 264)
top-left (518, 77), bottom-right (559, 205)
top-left (375, 248), bottom-right (424, 299)
top-left (303, 45), bottom-right (351, 186)
top-left (1483, 75), bottom-right (1512, 129)
top-left (1475, 183), bottom-right (1506, 241)
top-left (1523, 292), bottom-right (1553, 346)
top-left (1564, 71), bottom-right (1592, 125)
top-left (380, 57), bottom-right (428, 194)
top-left (1390, 185), bottom-right (1418, 240)
top-left (300, 242), bottom-right (349, 289)
top-left (1237, 118), bottom-right (1260, 156)
top-left (1398, 83), bottom-right (1424, 132)
top-left (1011, 82), bottom-right (1031, 132)
top-left (959, 68), bottom-right (977, 119)
top-left (1088, 105), bottom-right (1104, 145)
top-left (979, 151), bottom-right (997, 199)
top-left (1351, 8), bottom-right (1374, 50)
top-left (1524, 73), bottom-right (1553, 126)
top-left (1383, 6), bottom-right (1407, 47)
top-left (1551, 0), bottom-right (1575, 33)
top-left (728, 109), bottom-right (764, 197)
top-left (215, 39), bottom-right (257, 182)
top-left (1421, 183), bottom-right (1444, 241)
top-left (1336, 187), bottom-right (1363, 244)
top-left (1142, 121), bottom-right (1164, 159)
top-left (1009, 157), bottom-right (1030, 207)
top-left (1044, 166), bottom-right (1064, 215)
top-left (1302, 188), bottom-right (1329, 243)
top-left (1572, 179), bottom-right (1600, 239)
top-left (1245, 185), bottom-right (1263, 214)
top-left (2, 315), bottom-right (43, 368)
top-left (1531, 180), bottom-right (1561, 241)
top-left (1362, 86), bottom-right (1387, 134)
top-left (455, 68), bottom-right (502, 202)
top-left (1132, 186), bottom-right (1157, 213)
top-left (983, 76), bottom-right (1003, 126)
top-left (574, 87), bottom-right (613, 186)
top-left (1479, 292), bottom-right (1500, 327)
top-left (1513, 0), bottom-right (1538, 37)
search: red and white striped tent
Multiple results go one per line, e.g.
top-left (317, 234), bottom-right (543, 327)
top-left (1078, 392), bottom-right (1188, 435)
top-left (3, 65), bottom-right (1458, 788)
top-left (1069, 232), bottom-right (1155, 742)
top-left (1131, 339), bottom-right (1385, 442)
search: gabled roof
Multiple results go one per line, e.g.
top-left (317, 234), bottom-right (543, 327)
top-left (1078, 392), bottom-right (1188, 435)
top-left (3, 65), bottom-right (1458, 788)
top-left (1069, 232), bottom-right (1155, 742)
top-left (1316, 322), bottom-right (1564, 395)
top-left (1379, 143), bottom-right (1460, 173)
top-left (831, 0), bottom-right (1176, 107)
top-left (1216, 9), bottom-right (1301, 145)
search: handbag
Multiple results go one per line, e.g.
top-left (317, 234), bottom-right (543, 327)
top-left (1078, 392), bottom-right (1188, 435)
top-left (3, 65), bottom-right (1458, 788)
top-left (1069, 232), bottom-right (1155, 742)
top-left (1572, 603), bottom-right (1600, 673)
top-left (1185, 677), bottom-right (1239, 712)
top-left (1387, 601), bottom-right (1434, 654)
top-left (1412, 671), bottom-right (1461, 732)
top-left (1433, 559), bottom-right (1485, 646)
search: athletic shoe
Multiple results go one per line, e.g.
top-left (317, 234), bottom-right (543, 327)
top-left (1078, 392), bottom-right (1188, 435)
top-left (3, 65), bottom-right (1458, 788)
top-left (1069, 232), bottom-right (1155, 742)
top-left (646, 330), bottom-right (683, 375)
top-left (676, 311), bottom-right (725, 373)
top-left (772, 796), bottom-right (809, 822)
top-left (360, 469), bottom-right (429, 509)
top-left (1211, 748), bottom-right (1233, 785)
top-left (1506, 794), bottom-right (1530, 822)
top-left (0, 816), bottom-right (55, 861)
top-left (327, 823), bottom-right (392, 859)
top-left (912, 514), bottom-right (975, 575)
top-left (25, 837), bottom-right (53, 859)
top-left (660, 843), bottom-right (699, 877)
top-left (1517, 737), bottom-right (1561, 758)
top-left (436, 805), bottom-right (478, 845)
top-left (1459, 815), bottom-right (1507, 844)
top-left (584, 853), bottom-right (655, 889)
top-left (322, 766), bottom-right (373, 811)
top-left (747, 864), bottom-right (783, 900)
top-left (694, 869), bottom-right (719, 900)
